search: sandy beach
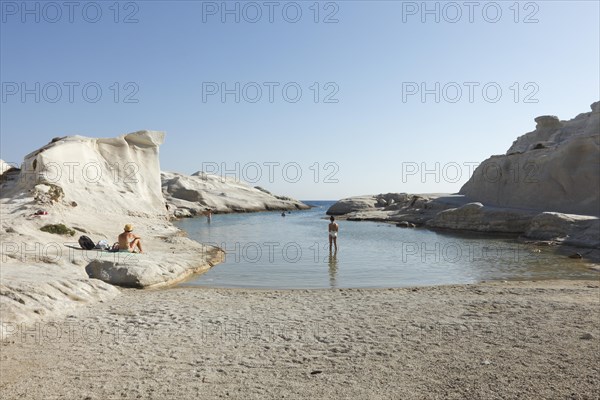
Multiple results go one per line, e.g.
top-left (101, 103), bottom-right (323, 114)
top-left (1, 279), bottom-right (598, 399)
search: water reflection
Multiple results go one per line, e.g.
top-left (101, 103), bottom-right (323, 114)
top-left (328, 250), bottom-right (338, 288)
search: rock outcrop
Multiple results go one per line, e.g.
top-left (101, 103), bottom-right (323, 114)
top-left (328, 193), bottom-right (468, 222)
top-left (326, 195), bottom-right (380, 215)
top-left (326, 102), bottom-right (600, 254)
top-left (427, 202), bottom-right (536, 233)
top-left (460, 102), bottom-right (600, 216)
top-left (525, 213), bottom-right (600, 248)
top-left (12, 131), bottom-right (168, 217)
top-left (84, 238), bottom-right (223, 288)
top-left (328, 192), bottom-right (600, 253)
top-left (0, 131), bottom-right (222, 339)
top-left (162, 171), bottom-right (309, 215)
top-left (0, 266), bottom-right (120, 339)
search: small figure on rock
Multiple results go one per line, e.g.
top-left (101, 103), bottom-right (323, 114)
top-left (117, 224), bottom-right (143, 253)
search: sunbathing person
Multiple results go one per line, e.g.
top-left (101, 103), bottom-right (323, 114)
top-left (117, 224), bottom-right (143, 253)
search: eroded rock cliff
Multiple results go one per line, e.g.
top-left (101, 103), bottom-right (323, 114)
top-left (460, 102), bottom-right (600, 216)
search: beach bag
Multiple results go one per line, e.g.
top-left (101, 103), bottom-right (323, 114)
top-left (95, 239), bottom-right (110, 250)
top-left (78, 235), bottom-right (95, 250)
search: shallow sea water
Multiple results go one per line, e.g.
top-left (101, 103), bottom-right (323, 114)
top-left (175, 201), bottom-right (597, 289)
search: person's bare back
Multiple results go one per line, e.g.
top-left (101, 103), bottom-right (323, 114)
top-left (118, 224), bottom-right (143, 253)
top-left (328, 216), bottom-right (339, 251)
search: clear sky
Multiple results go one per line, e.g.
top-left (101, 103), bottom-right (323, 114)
top-left (1, 0), bottom-right (599, 200)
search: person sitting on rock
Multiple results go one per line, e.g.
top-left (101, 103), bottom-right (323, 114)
top-left (118, 224), bottom-right (143, 253)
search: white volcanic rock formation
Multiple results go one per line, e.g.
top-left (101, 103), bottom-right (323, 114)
top-left (0, 131), bottom-right (222, 338)
top-left (14, 131), bottom-right (168, 217)
top-left (325, 102), bottom-right (600, 254)
top-left (326, 195), bottom-right (381, 215)
top-left (460, 102), bottom-right (600, 216)
top-left (162, 171), bottom-right (309, 216)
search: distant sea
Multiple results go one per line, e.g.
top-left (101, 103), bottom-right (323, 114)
top-left (175, 201), bottom-right (597, 289)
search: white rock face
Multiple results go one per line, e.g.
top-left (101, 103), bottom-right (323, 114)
top-left (427, 202), bottom-right (537, 233)
top-left (84, 238), bottom-right (223, 288)
top-left (0, 265), bottom-right (120, 339)
top-left (328, 191), bottom-right (600, 251)
top-left (525, 212), bottom-right (599, 248)
top-left (162, 171), bottom-right (309, 215)
top-left (0, 131), bottom-right (221, 339)
top-left (460, 102), bottom-right (600, 216)
top-left (14, 131), bottom-right (167, 217)
top-left (326, 195), bottom-right (380, 215)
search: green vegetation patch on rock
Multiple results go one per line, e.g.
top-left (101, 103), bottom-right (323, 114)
top-left (40, 224), bottom-right (76, 236)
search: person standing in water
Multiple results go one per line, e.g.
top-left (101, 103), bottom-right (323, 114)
top-left (328, 216), bottom-right (339, 252)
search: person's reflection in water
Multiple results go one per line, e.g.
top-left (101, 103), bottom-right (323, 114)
top-left (328, 249), bottom-right (338, 288)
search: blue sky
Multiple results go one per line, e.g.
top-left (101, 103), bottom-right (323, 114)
top-left (1, 0), bottom-right (599, 200)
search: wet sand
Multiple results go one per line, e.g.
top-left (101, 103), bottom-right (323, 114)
top-left (1, 280), bottom-right (599, 399)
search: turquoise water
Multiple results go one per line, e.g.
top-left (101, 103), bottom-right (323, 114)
top-left (175, 201), bottom-right (597, 289)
